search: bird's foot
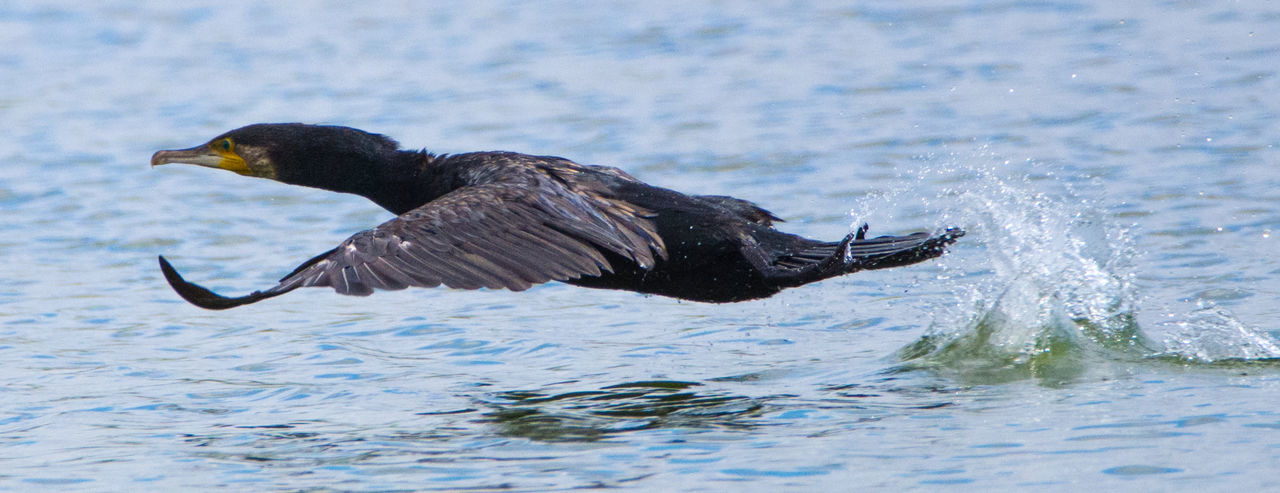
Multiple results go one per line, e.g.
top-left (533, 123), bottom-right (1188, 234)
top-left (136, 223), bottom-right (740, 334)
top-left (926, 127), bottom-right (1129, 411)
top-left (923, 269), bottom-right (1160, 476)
top-left (854, 223), bottom-right (869, 241)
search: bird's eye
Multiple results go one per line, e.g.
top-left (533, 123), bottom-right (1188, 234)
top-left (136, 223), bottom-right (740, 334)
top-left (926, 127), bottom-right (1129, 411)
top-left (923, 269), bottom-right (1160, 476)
top-left (217, 138), bottom-right (233, 152)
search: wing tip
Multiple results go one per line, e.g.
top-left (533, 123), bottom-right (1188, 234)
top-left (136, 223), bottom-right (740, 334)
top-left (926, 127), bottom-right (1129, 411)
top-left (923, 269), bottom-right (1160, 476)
top-left (157, 255), bottom-right (281, 310)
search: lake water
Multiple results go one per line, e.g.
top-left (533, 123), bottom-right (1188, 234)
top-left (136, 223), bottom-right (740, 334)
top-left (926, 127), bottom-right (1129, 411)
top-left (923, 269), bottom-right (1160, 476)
top-left (2, 1), bottom-right (1278, 490)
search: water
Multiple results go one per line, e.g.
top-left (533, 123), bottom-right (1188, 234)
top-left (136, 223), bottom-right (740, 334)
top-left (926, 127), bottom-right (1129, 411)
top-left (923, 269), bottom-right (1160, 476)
top-left (2, 1), bottom-right (1279, 490)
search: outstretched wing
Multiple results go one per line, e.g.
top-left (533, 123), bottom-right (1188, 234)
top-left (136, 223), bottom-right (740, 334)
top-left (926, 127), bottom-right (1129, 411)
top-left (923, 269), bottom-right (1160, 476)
top-left (160, 179), bottom-right (665, 309)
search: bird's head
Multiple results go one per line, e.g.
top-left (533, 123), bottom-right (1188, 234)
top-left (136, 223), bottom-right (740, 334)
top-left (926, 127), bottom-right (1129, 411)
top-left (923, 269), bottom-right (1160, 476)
top-left (150, 123), bottom-right (402, 187)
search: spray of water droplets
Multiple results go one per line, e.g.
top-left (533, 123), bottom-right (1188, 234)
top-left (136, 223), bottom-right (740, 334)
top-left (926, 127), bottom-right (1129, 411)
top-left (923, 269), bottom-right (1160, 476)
top-left (845, 147), bottom-right (1279, 382)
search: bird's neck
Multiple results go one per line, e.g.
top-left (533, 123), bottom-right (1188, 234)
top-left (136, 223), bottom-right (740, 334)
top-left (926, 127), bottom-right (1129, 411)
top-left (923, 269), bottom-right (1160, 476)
top-left (292, 150), bottom-right (447, 216)
top-left (355, 151), bottom-right (452, 215)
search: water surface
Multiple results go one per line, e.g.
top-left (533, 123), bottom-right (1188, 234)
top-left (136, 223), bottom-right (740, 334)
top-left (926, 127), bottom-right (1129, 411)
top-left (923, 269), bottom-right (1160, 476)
top-left (2, 1), bottom-right (1278, 490)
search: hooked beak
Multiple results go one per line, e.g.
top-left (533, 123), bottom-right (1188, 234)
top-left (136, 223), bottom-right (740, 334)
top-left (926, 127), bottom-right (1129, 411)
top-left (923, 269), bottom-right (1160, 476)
top-left (151, 145), bottom-right (221, 168)
top-left (151, 145), bottom-right (251, 175)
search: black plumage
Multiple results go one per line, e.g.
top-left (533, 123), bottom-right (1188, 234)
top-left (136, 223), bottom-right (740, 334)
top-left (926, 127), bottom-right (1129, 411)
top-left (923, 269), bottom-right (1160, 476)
top-left (152, 123), bottom-right (963, 309)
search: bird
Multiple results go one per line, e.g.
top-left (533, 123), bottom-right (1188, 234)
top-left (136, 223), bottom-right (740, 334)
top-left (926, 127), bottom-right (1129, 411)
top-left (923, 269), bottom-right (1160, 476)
top-left (151, 123), bottom-right (963, 310)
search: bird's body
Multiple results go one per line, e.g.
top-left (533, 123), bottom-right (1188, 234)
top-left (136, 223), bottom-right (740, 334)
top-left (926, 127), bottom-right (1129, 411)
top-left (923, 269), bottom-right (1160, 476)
top-left (152, 123), bottom-right (962, 309)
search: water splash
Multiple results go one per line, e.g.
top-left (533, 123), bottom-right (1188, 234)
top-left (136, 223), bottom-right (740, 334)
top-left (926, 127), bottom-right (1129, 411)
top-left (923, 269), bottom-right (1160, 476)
top-left (880, 153), bottom-right (1280, 381)
top-left (1156, 307), bottom-right (1280, 365)
top-left (883, 160), bottom-right (1151, 384)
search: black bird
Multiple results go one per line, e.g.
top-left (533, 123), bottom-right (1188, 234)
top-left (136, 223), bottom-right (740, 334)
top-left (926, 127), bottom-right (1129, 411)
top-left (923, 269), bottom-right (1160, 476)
top-left (152, 123), bottom-right (963, 309)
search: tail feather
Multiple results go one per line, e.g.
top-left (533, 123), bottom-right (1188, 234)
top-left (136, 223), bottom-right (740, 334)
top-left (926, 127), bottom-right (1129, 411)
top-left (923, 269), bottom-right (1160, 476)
top-left (772, 226), bottom-right (963, 271)
top-left (843, 227), bottom-right (965, 270)
top-left (774, 244), bottom-right (839, 268)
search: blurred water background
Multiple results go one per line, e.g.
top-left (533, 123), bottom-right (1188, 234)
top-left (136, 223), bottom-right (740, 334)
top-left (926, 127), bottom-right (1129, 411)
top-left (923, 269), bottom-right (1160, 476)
top-left (1, 1), bottom-right (1278, 490)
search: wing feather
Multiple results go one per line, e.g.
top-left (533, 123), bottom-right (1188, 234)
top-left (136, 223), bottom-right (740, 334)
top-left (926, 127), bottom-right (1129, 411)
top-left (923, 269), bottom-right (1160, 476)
top-left (270, 180), bottom-right (661, 297)
top-left (158, 161), bottom-right (667, 309)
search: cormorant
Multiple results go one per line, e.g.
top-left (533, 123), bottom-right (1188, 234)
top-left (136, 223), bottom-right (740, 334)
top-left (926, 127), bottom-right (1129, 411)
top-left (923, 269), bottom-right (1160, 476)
top-left (151, 123), bottom-right (963, 309)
